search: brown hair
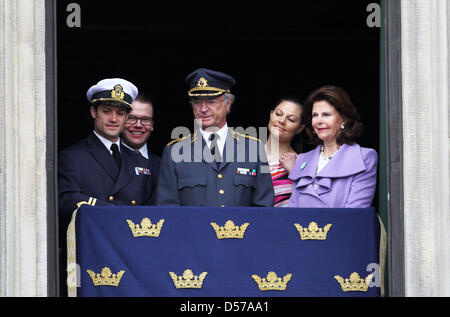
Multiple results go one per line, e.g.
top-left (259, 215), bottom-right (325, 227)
top-left (272, 95), bottom-right (305, 153)
top-left (303, 85), bottom-right (362, 146)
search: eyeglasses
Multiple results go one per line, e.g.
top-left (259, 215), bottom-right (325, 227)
top-left (126, 115), bottom-right (154, 126)
top-left (190, 97), bottom-right (225, 108)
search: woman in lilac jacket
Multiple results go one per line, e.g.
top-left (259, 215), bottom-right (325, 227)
top-left (288, 85), bottom-right (377, 208)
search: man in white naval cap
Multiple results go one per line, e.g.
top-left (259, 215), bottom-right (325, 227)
top-left (58, 78), bottom-right (156, 222)
top-left (57, 78), bottom-right (153, 294)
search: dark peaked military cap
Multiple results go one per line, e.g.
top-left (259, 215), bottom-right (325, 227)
top-left (186, 68), bottom-right (236, 98)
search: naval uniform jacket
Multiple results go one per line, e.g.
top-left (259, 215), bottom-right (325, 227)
top-left (156, 129), bottom-right (274, 207)
top-left (288, 143), bottom-right (378, 208)
top-left (58, 132), bottom-right (155, 220)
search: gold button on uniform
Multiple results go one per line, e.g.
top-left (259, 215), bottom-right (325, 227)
top-left (131, 200), bottom-right (136, 206)
top-left (109, 196), bottom-right (114, 202)
top-left (218, 174), bottom-right (223, 179)
top-left (219, 189), bottom-right (225, 195)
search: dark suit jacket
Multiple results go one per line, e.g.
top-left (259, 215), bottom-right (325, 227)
top-left (134, 149), bottom-right (160, 205)
top-left (156, 128), bottom-right (274, 207)
top-left (58, 132), bottom-right (154, 220)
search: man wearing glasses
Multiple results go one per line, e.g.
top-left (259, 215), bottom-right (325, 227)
top-left (156, 68), bottom-right (274, 207)
top-left (121, 93), bottom-right (160, 204)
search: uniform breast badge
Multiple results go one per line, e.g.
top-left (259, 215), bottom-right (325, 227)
top-left (252, 271), bottom-right (292, 291)
top-left (236, 168), bottom-right (256, 176)
top-left (210, 220), bottom-right (249, 239)
top-left (126, 218), bottom-right (165, 238)
top-left (294, 222), bottom-right (332, 240)
top-left (135, 166), bottom-right (151, 176)
top-left (169, 269), bottom-right (208, 289)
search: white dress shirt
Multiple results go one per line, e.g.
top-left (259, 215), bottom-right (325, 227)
top-left (93, 130), bottom-right (121, 154)
top-left (122, 142), bottom-right (149, 159)
top-left (199, 123), bottom-right (228, 157)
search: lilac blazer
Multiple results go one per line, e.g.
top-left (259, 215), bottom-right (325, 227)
top-left (288, 143), bottom-right (378, 208)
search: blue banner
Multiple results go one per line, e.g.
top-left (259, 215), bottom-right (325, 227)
top-left (68, 206), bottom-right (382, 297)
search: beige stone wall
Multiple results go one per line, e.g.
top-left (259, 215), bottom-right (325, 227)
top-left (0, 0), bottom-right (47, 296)
top-left (401, 0), bottom-right (450, 296)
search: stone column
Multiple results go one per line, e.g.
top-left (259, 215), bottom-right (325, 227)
top-left (0, 0), bottom-right (47, 296)
top-left (401, 0), bottom-right (450, 296)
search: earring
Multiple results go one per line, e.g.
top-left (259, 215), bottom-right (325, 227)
top-left (340, 124), bottom-right (345, 130)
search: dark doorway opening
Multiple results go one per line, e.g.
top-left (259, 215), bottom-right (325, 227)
top-left (57, 0), bottom-right (380, 156)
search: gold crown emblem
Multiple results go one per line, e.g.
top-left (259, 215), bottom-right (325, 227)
top-left (111, 84), bottom-right (125, 100)
top-left (294, 222), bottom-right (332, 240)
top-left (86, 267), bottom-right (125, 287)
top-left (126, 218), bottom-right (165, 237)
top-left (334, 272), bottom-right (373, 292)
top-left (169, 269), bottom-right (208, 289)
top-left (196, 77), bottom-right (208, 88)
top-left (210, 220), bottom-right (250, 239)
top-left (252, 271), bottom-right (292, 291)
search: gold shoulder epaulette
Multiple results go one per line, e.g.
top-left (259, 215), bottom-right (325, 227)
top-left (166, 131), bottom-right (199, 146)
top-left (166, 135), bottom-right (191, 147)
top-left (233, 131), bottom-right (262, 143)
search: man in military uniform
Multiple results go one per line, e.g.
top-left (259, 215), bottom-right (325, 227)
top-left (58, 78), bottom-right (153, 295)
top-left (156, 68), bottom-right (274, 207)
top-left (58, 78), bottom-right (153, 220)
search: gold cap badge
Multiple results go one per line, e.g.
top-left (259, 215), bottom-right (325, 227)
top-left (196, 77), bottom-right (208, 88)
top-left (111, 84), bottom-right (125, 101)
